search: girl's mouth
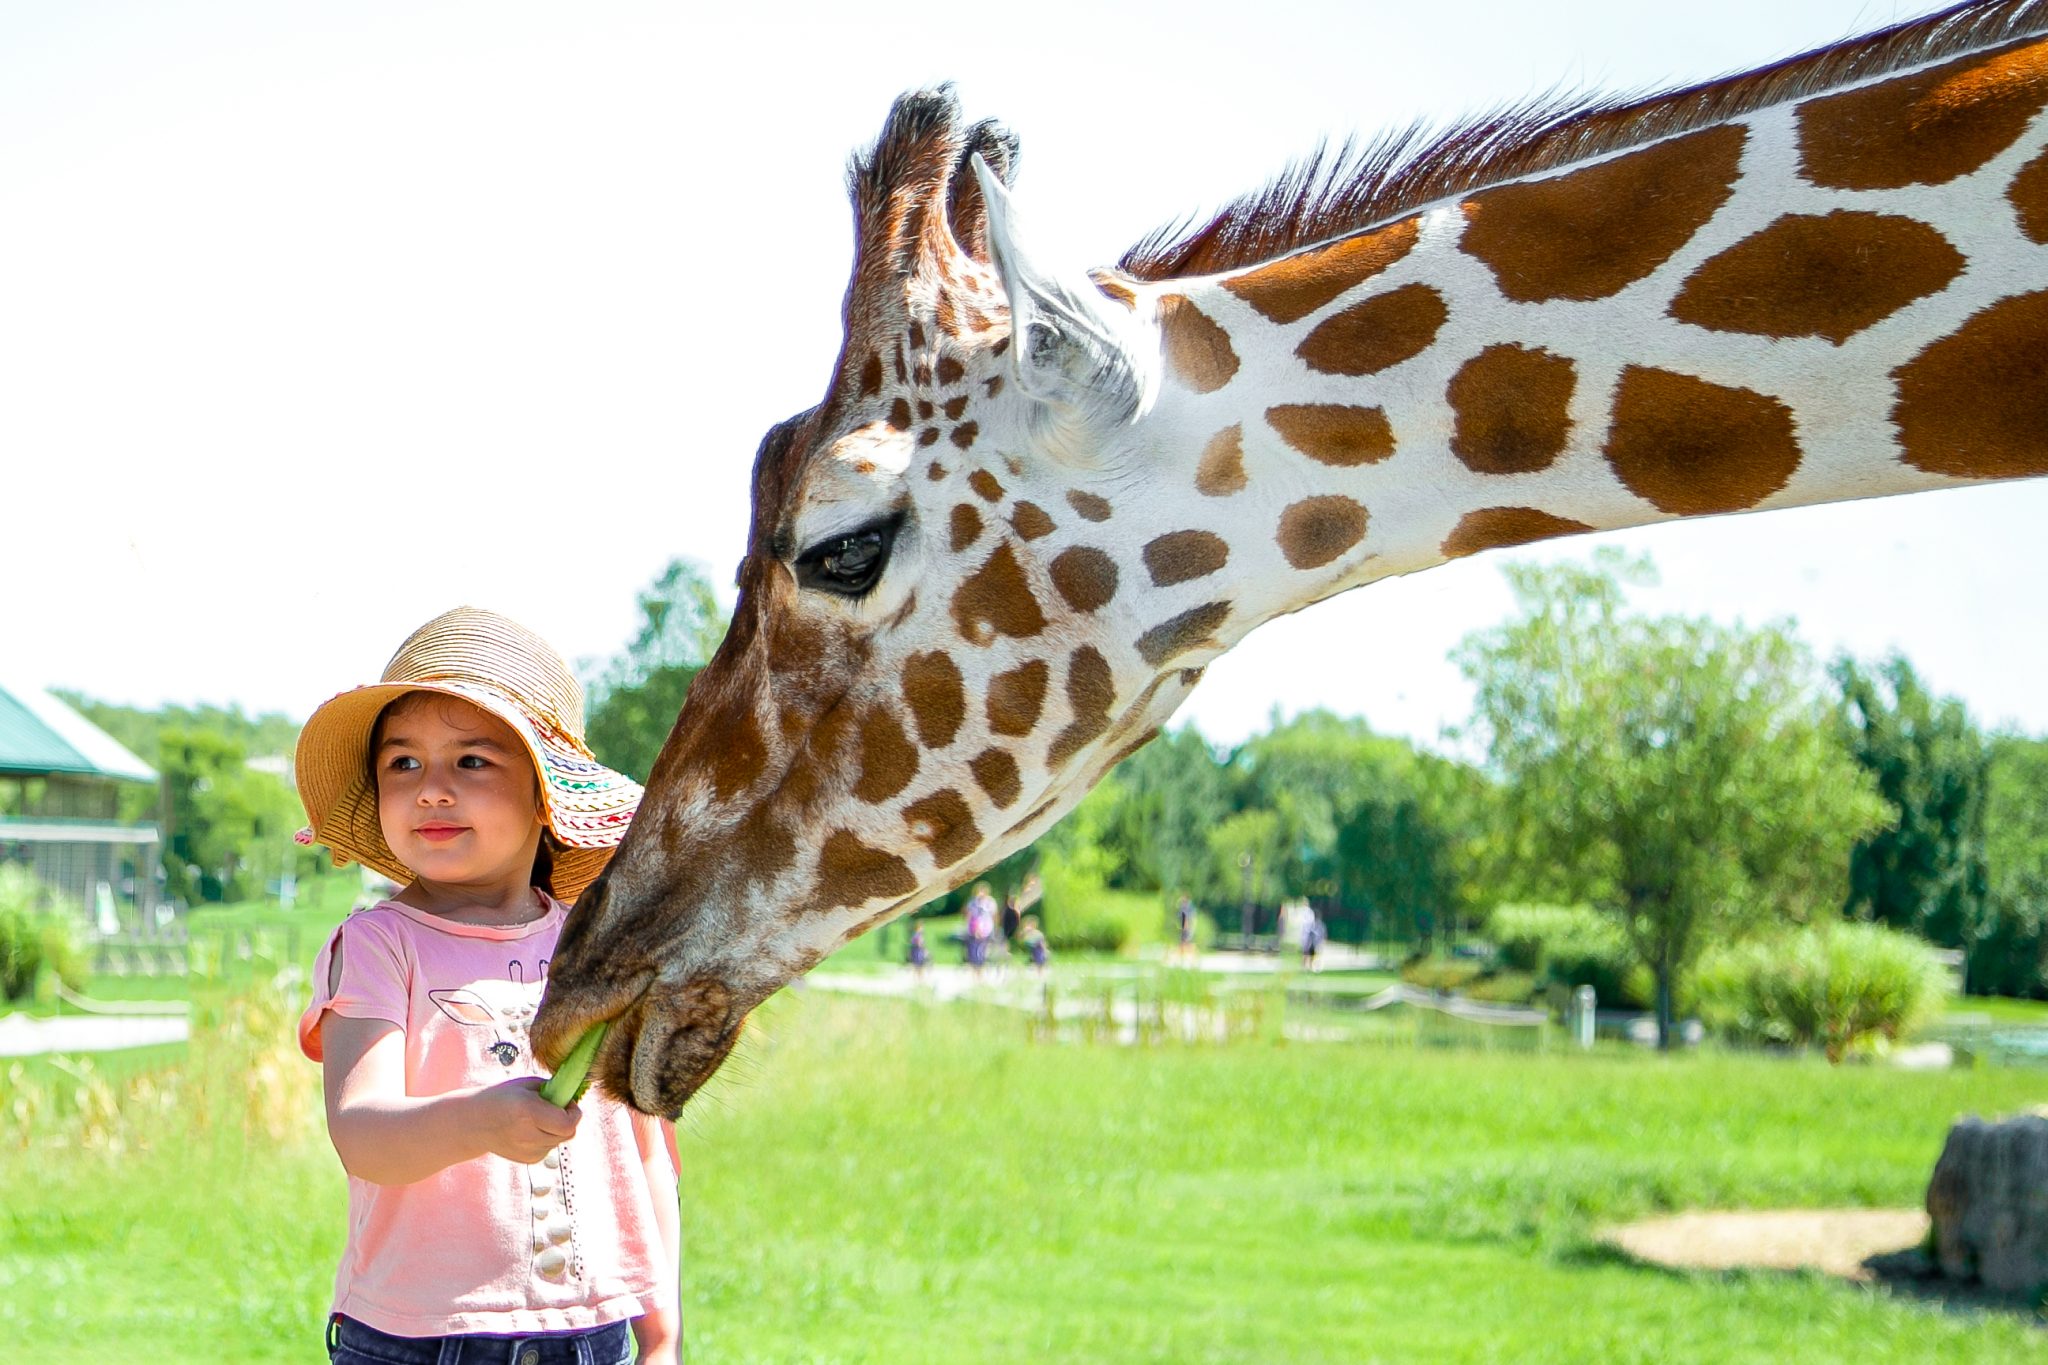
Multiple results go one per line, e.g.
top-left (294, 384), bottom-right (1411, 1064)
top-left (414, 824), bottom-right (467, 843)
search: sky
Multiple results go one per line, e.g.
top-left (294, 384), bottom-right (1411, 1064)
top-left (7, 0), bottom-right (2045, 753)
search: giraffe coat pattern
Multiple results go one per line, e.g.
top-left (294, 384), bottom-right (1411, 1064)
top-left (534, 1), bottom-right (2048, 1116)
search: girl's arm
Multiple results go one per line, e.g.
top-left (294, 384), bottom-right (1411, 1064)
top-left (631, 1118), bottom-right (684, 1365)
top-left (321, 1014), bottom-right (581, 1185)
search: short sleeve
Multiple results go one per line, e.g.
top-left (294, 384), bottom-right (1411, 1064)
top-left (297, 909), bottom-right (413, 1062)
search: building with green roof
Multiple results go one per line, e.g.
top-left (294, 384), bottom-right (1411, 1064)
top-left (0, 679), bottom-right (160, 929)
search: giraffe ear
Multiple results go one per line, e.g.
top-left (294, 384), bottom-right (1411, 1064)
top-left (973, 155), bottom-right (1151, 447)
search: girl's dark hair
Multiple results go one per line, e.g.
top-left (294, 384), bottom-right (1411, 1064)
top-left (531, 833), bottom-right (561, 898)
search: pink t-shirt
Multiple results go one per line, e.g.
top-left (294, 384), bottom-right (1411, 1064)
top-left (298, 896), bottom-right (676, 1338)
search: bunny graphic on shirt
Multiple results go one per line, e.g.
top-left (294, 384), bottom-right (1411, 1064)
top-left (428, 960), bottom-right (546, 1068)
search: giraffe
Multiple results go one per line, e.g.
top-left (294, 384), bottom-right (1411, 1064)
top-left (535, 0), bottom-right (2048, 1116)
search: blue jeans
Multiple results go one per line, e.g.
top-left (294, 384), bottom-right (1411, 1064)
top-left (327, 1313), bottom-right (634, 1365)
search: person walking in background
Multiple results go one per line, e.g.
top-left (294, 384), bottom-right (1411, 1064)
top-left (1301, 907), bottom-right (1325, 973)
top-left (294, 607), bottom-right (678, 1365)
top-left (906, 922), bottom-right (931, 981)
top-left (964, 882), bottom-right (997, 977)
top-left (1175, 893), bottom-right (1198, 965)
top-left (1019, 915), bottom-right (1050, 977)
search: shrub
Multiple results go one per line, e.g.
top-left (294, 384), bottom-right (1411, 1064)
top-left (1484, 902), bottom-right (1652, 1008)
top-left (0, 867), bottom-right (86, 1003)
top-left (1463, 970), bottom-right (1539, 1005)
top-left (1400, 955), bottom-right (1486, 992)
top-left (1694, 921), bottom-right (1948, 1061)
top-left (1046, 919), bottom-right (1129, 954)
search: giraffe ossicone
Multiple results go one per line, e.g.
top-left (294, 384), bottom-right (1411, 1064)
top-left (535, 2), bottom-right (2048, 1116)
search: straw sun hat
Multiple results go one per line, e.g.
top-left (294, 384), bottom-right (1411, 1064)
top-left (295, 607), bottom-right (643, 904)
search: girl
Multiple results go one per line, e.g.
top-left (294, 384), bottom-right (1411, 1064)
top-left (295, 607), bottom-right (679, 1364)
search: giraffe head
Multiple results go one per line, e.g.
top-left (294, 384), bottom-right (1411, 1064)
top-left (534, 88), bottom-right (1221, 1115)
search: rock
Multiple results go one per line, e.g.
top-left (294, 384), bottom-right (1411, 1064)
top-left (1926, 1108), bottom-right (2048, 1294)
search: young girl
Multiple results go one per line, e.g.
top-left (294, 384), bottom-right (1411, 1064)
top-left (295, 607), bottom-right (679, 1365)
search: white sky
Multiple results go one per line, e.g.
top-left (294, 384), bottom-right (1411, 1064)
top-left (7, 0), bottom-right (2045, 752)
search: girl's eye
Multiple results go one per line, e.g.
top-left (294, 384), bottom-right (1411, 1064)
top-left (457, 755), bottom-right (489, 770)
top-left (387, 755), bottom-right (420, 772)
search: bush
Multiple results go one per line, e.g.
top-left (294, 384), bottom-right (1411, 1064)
top-left (0, 867), bottom-right (87, 1003)
top-left (1694, 921), bottom-right (1948, 1061)
top-left (1400, 955), bottom-right (1486, 992)
top-left (1484, 903), bottom-right (1652, 1008)
top-left (1046, 919), bottom-right (1130, 954)
top-left (1463, 970), bottom-right (1539, 1005)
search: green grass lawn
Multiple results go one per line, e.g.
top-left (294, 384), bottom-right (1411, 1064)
top-left (3, 980), bottom-right (2046, 1362)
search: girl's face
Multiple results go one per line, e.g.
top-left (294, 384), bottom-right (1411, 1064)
top-left (374, 693), bottom-right (545, 895)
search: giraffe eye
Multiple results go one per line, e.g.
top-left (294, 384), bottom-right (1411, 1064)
top-left (795, 516), bottom-right (900, 597)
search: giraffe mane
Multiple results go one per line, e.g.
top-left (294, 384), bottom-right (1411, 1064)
top-left (1121, 0), bottom-right (2048, 282)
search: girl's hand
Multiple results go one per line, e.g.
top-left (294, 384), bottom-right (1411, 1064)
top-left (469, 1077), bottom-right (581, 1165)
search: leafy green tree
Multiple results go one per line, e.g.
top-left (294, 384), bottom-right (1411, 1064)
top-left (1979, 733), bottom-right (2048, 997)
top-left (1206, 808), bottom-right (1285, 940)
top-left (1455, 551), bottom-right (1891, 1047)
top-left (1831, 654), bottom-right (1991, 960)
top-left (1094, 726), bottom-right (1232, 900)
top-left (154, 727), bottom-right (305, 904)
top-left (584, 558), bottom-right (729, 783)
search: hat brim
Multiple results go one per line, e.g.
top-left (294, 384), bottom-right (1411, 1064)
top-left (295, 679), bottom-right (642, 905)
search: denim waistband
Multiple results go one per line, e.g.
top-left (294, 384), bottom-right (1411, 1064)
top-left (328, 1313), bottom-right (632, 1365)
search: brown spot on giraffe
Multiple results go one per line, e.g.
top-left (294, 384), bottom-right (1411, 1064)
top-left (1604, 366), bottom-right (1801, 515)
top-left (951, 422), bottom-right (980, 449)
top-left (1441, 507), bottom-right (1597, 559)
top-left (859, 352), bottom-right (883, 398)
top-left (1266, 404), bottom-right (1396, 467)
top-left (1195, 425), bottom-right (1247, 497)
top-left (888, 399), bottom-right (912, 431)
top-left (853, 708), bottom-right (919, 804)
top-left (709, 711), bottom-right (767, 801)
top-left (1460, 124), bottom-right (1746, 303)
top-left (1049, 546), bottom-right (1119, 613)
top-left (1092, 270), bottom-right (1139, 308)
top-left (2010, 147), bottom-right (2048, 243)
top-left (1222, 217), bottom-right (1421, 324)
top-left (807, 830), bottom-right (918, 912)
top-left (984, 375), bottom-right (1005, 398)
top-left (948, 503), bottom-right (982, 553)
top-left (935, 356), bottom-right (965, 386)
top-left (968, 469), bottom-right (1004, 502)
top-left (1157, 294), bottom-right (1241, 393)
top-left (1067, 490), bottom-right (1112, 522)
top-left (951, 542), bottom-right (1047, 645)
top-left (1669, 211), bottom-right (1964, 345)
top-left (1447, 344), bottom-right (1577, 474)
top-left (902, 652), bottom-right (966, 750)
top-left (1276, 495), bottom-right (1369, 570)
top-left (1798, 39), bottom-right (2048, 191)
top-left (926, 463), bottom-right (947, 482)
top-left (1893, 288), bottom-right (2048, 480)
top-left (1106, 729), bottom-right (1162, 768)
top-left (1048, 647), bottom-right (1117, 768)
top-left (731, 813), bottom-right (796, 885)
top-left (943, 395), bottom-right (969, 420)
top-left (1010, 502), bottom-right (1056, 540)
top-left (968, 747), bottom-right (1022, 808)
top-left (903, 789), bottom-right (980, 869)
top-left (918, 428), bottom-right (941, 447)
top-left (986, 658), bottom-right (1050, 736)
top-left (1296, 283), bottom-right (1449, 377)
top-left (907, 320), bottom-right (927, 350)
top-left (1136, 602), bottom-right (1231, 667)
top-left (916, 399), bottom-right (934, 420)
top-left (1143, 530), bottom-right (1230, 586)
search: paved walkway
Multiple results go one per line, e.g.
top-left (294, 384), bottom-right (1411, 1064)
top-left (0, 1011), bottom-right (190, 1057)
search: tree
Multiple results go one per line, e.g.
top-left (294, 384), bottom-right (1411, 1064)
top-left (584, 558), bottom-right (729, 783)
top-left (1980, 733), bottom-right (2048, 997)
top-left (154, 726), bottom-right (305, 904)
top-left (1831, 654), bottom-right (1991, 960)
top-left (1455, 551), bottom-right (1891, 1048)
top-left (1093, 726), bottom-right (1232, 901)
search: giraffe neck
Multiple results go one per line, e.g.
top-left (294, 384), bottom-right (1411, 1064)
top-left (1115, 24), bottom-right (2048, 648)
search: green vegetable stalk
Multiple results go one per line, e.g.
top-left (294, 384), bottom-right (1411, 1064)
top-left (539, 1022), bottom-right (608, 1108)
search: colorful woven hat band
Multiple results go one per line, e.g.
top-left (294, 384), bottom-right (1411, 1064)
top-left (294, 608), bottom-right (643, 905)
